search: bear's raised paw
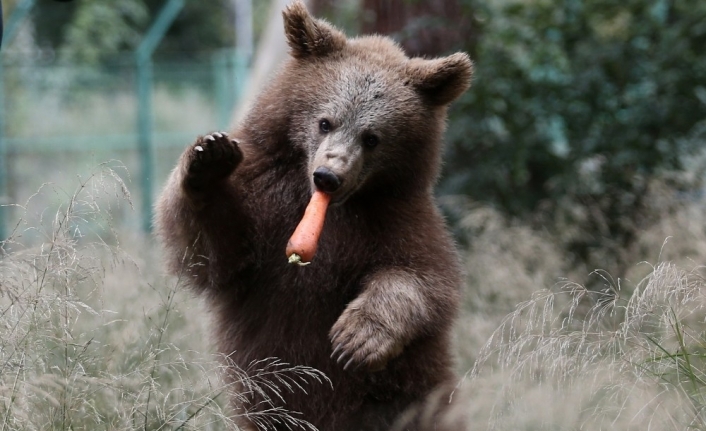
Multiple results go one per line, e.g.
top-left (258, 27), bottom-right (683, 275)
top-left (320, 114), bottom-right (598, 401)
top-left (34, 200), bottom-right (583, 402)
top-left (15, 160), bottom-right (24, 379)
top-left (330, 307), bottom-right (404, 372)
top-left (183, 132), bottom-right (243, 190)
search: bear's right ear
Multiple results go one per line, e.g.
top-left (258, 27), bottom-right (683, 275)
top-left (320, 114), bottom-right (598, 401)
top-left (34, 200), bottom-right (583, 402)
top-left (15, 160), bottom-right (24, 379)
top-left (283, 1), bottom-right (347, 59)
top-left (406, 52), bottom-right (474, 106)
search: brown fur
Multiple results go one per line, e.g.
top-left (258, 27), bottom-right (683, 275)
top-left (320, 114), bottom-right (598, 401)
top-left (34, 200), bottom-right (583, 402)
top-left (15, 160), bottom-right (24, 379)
top-left (155, 2), bottom-right (472, 430)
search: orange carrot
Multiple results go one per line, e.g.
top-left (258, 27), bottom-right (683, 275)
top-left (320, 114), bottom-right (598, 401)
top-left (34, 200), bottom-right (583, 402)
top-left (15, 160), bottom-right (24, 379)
top-left (286, 190), bottom-right (331, 266)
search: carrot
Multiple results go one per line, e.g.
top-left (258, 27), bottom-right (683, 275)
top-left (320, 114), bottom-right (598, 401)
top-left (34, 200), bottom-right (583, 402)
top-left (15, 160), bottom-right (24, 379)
top-left (286, 190), bottom-right (331, 266)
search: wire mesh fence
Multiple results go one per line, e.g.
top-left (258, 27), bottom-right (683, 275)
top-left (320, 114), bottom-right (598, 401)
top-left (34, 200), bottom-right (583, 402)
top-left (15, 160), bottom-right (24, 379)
top-left (0, 49), bottom-right (245, 237)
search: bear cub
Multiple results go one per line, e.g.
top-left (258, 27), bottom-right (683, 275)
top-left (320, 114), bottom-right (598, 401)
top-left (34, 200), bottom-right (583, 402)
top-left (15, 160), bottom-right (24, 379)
top-left (155, 2), bottom-right (472, 430)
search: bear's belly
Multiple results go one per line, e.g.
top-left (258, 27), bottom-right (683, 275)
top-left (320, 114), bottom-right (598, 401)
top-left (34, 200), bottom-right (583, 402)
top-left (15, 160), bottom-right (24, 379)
top-left (212, 262), bottom-right (361, 364)
top-left (208, 261), bottom-right (453, 430)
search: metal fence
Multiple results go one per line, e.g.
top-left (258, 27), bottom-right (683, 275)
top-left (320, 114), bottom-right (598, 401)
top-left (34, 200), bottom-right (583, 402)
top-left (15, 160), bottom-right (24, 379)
top-left (0, 0), bottom-right (251, 240)
top-left (0, 50), bottom-right (246, 238)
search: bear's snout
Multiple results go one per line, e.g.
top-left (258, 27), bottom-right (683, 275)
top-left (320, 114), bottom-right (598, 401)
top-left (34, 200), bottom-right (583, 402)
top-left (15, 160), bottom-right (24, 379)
top-left (313, 166), bottom-right (342, 193)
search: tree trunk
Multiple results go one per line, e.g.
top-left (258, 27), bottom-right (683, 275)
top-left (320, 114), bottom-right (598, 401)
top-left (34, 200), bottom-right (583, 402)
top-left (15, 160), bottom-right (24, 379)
top-left (364, 0), bottom-right (471, 56)
top-left (312, 0), bottom-right (473, 57)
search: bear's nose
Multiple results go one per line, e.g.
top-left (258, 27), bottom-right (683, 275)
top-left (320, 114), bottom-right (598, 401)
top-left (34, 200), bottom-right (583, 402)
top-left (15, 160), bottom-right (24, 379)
top-left (313, 167), bottom-right (342, 193)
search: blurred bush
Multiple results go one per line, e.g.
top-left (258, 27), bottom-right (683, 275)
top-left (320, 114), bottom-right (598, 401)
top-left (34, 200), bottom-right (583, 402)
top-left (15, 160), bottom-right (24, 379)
top-left (31, 0), bottom-right (264, 62)
top-left (441, 0), bottom-right (706, 276)
top-left (15, 0), bottom-right (706, 277)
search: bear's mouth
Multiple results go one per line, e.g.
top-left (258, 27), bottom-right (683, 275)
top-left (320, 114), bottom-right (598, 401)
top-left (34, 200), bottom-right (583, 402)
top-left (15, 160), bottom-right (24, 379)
top-left (329, 189), bottom-right (355, 206)
top-left (310, 167), bottom-right (356, 206)
top-left (311, 185), bottom-right (353, 207)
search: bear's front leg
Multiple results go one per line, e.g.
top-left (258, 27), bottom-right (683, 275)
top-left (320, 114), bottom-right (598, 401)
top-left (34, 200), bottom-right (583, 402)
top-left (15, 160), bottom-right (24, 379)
top-left (181, 132), bottom-right (243, 200)
top-left (156, 131), bottom-right (248, 289)
top-left (329, 269), bottom-right (436, 372)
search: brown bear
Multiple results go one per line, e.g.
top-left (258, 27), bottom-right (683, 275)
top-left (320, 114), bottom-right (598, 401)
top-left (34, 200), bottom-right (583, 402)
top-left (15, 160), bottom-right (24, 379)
top-left (155, 2), bottom-right (472, 430)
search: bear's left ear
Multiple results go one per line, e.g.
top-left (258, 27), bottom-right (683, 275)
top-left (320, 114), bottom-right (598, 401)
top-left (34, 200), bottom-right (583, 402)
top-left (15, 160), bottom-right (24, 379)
top-left (406, 52), bottom-right (473, 106)
top-left (283, 1), bottom-right (347, 59)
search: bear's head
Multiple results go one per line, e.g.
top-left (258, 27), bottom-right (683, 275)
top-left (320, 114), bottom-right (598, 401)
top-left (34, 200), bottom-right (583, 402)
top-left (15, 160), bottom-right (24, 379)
top-left (279, 1), bottom-right (473, 202)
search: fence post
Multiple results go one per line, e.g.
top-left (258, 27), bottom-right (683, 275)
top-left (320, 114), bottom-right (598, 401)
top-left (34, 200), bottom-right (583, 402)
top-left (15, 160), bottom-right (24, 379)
top-left (0, 0), bottom-right (35, 242)
top-left (0, 0), bottom-right (3, 50)
top-left (135, 0), bottom-right (185, 233)
top-left (233, 0), bottom-right (253, 114)
top-left (213, 49), bottom-right (231, 130)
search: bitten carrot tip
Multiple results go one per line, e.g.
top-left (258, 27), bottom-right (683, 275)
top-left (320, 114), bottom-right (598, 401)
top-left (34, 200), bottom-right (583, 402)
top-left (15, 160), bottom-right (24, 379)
top-left (288, 253), bottom-right (311, 266)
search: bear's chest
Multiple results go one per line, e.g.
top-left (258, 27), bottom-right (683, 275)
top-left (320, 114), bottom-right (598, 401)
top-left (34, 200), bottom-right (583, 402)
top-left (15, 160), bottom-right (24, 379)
top-left (230, 202), bottom-right (382, 334)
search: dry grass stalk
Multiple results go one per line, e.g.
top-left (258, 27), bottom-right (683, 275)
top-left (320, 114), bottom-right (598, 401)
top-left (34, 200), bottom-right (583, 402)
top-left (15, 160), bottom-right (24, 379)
top-left (458, 261), bottom-right (706, 430)
top-left (0, 163), bottom-right (329, 431)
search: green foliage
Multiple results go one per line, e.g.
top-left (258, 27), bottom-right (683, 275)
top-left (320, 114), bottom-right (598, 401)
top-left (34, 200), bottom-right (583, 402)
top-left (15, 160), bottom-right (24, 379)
top-left (60, 1), bottom-right (148, 65)
top-left (32, 0), bottom-right (80, 51)
top-left (444, 0), bottom-right (706, 274)
top-left (144, 0), bottom-right (234, 59)
top-left (31, 0), bottom-right (240, 64)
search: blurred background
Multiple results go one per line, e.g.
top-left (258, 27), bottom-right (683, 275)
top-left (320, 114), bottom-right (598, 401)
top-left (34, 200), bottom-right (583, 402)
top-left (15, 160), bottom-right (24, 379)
top-left (1, 0), bottom-right (705, 273)
top-left (1, 0), bottom-right (705, 281)
top-left (2, 1), bottom-right (706, 429)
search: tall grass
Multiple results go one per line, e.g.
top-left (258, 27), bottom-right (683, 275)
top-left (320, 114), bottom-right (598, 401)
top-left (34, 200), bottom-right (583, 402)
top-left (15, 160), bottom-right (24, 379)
top-left (4, 161), bottom-right (706, 430)
top-left (0, 163), bottom-right (328, 431)
top-left (453, 196), bottom-right (706, 430)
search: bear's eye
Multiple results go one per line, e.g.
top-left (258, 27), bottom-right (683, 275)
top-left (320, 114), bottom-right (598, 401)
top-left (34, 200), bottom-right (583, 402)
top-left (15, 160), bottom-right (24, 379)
top-left (363, 133), bottom-right (379, 149)
top-left (319, 119), bottom-right (332, 133)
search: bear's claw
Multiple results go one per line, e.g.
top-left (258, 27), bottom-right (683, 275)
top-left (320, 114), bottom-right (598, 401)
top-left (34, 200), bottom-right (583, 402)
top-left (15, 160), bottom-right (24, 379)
top-left (183, 132), bottom-right (243, 190)
top-left (329, 307), bottom-right (404, 372)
